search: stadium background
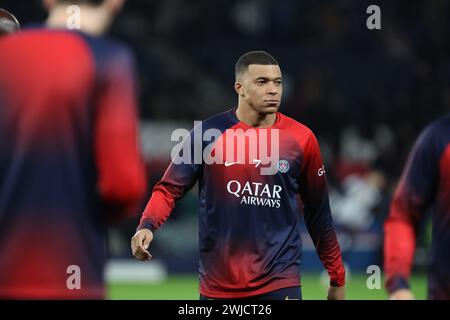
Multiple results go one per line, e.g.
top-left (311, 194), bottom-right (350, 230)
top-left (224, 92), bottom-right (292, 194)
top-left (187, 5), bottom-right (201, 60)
top-left (3, 0), bottom-right (449, 299)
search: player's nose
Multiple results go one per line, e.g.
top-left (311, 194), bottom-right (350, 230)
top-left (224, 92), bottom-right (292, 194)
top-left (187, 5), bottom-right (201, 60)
top-left (267, 84), bottom-right (279, 95)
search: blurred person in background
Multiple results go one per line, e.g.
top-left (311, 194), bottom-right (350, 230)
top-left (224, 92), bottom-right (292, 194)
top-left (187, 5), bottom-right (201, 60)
top-left (384, 114), bottom-right (450, 300)
top-left (131, 51), bottom-right (345, 300)
top-left (0, 8), bottom-right (20, 35)
top-left (0, 0), bottom-right (146, 299)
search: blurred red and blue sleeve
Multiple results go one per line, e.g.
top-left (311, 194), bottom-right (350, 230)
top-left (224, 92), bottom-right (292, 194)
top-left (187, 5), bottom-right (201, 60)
top-left (94, 47), bottom-right (147, 222)
top-left (384, 126), bottom-right (438, 293)
top-left (299, 132), bottom-right (346, 287)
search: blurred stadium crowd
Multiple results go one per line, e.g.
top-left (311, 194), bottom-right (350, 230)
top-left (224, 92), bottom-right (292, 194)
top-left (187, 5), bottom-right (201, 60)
top-left (3, 0), bottom-right (449, 274)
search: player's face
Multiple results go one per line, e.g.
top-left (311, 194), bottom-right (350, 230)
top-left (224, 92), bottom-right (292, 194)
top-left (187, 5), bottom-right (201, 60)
top-left (236, 64), bottom-right (282, 115)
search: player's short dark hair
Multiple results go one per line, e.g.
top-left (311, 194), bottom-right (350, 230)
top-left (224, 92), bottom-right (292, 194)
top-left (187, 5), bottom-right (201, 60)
top-left (235, 51), bottom-right (279, 78)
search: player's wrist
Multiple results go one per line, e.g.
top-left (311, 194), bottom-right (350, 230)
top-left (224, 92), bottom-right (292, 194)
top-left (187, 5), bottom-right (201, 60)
top-left (330, 279), bottom-right (345, 287)
top-left (137, 219), bottom-right (155, 233)
top-left (386, 275), bottom-right (410, 294)
top-left (330, 269), bottom-right (346, 287)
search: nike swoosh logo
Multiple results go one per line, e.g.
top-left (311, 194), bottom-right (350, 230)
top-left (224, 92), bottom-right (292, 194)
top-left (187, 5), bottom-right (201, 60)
top-left (224, 161), bottom-right (241, 167)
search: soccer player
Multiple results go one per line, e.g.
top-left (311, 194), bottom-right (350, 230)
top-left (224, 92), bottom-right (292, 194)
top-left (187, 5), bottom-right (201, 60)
top-left (131, 51), bottom-right (346, 300)
top-left (0, 0), bottom-right (146, 299)
top-left (0, 8), bottom-right (20, 35)
top-left (384, 115), bottom-right (450, 300)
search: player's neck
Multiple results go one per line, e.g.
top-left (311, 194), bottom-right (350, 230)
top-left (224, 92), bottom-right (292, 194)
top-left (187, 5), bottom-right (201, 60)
top-left (236, 105), bottom-right (277, 128)
top-left (46, 5), bottom-right (111, 36)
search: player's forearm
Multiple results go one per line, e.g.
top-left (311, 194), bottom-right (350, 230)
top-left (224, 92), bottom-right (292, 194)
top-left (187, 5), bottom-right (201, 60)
top-left (98, 156), bottom-right (147, 222)
top-left (384, 218), bottom-right (416, 293)
top-left (95, 116), bottom-right (147, 220)
top-left (137, 159), bottom-right (200, 231)
top-left (306, 211), bottom-right (345, 285)
top-left (137, 182), bottom-right (179, 231)
top-left (304, 198), bottom-right (345, 285)
top-left (315, 229), bottom-right (346, 286)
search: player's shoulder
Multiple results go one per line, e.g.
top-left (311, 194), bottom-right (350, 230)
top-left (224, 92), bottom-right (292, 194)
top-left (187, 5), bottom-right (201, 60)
top-left (278, 112), bottom-right (316, 140)
top-left (0, 27), bottom-right (81, 47)
top-left (419, 114), bottom-right (450, 144)
top-left (412, 115), bottom-right (450, 158)
top-left (9, 27), bottom-right (133, 62)
top-left (441, 115), bottom-right (450, 141)
top-left (426, 114), bottom-right (450, 133)
top-left (201, 108), bottom-right (241, 131)
top-left (78, 32), bottom-right (133, 62)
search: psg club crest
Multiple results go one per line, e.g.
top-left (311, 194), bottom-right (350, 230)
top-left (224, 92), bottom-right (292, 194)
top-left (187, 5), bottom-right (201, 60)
top-left (277, 159), bottom-right (289, 173)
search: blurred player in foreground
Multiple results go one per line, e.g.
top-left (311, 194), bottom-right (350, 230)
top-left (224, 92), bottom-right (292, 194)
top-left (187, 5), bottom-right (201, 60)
top-left (0, 0), bottom-right (146, 299)
top-left (384, 115), bottom-right (450, 300)
top-left (131, 51), bottom-right (345, 300)
top-left (0, 8), bottom-right (20, 35)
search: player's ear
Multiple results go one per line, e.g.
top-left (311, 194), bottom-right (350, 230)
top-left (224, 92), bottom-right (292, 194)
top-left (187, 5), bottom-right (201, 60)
top-left (235, 81), bottom-right (244, 96)
top-left (104, 0), bottom-right (125, 14)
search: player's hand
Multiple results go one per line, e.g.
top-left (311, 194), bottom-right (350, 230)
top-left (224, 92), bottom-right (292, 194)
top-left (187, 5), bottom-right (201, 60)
top-left (327, 286), bottom-right (345, 300)
top-left (131, 228), bottom-right (153, 261)
top-left (389, 289), bottom-right (415, 300)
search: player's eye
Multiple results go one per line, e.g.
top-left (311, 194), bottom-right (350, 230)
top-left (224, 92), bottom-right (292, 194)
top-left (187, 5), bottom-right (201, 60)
top-left (275, 80), bottom-right (282, 86)
top-left (256, 80), bottom-right (265, 85)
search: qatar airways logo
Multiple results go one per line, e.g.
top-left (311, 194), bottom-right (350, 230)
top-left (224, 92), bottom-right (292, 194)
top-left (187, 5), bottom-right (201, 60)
top-left (226, 180), bottom-right (282, 208)
top-left (171, 121), bottom-right (280, 175)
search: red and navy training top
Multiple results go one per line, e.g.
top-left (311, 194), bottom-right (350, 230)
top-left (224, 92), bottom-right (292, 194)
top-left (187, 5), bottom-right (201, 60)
top-left (385, 115), bottom-right (450, 299)
top-left (0, 29), bottom-right (147, 298)
top-left (138, 108), bottom-right (345, 298)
